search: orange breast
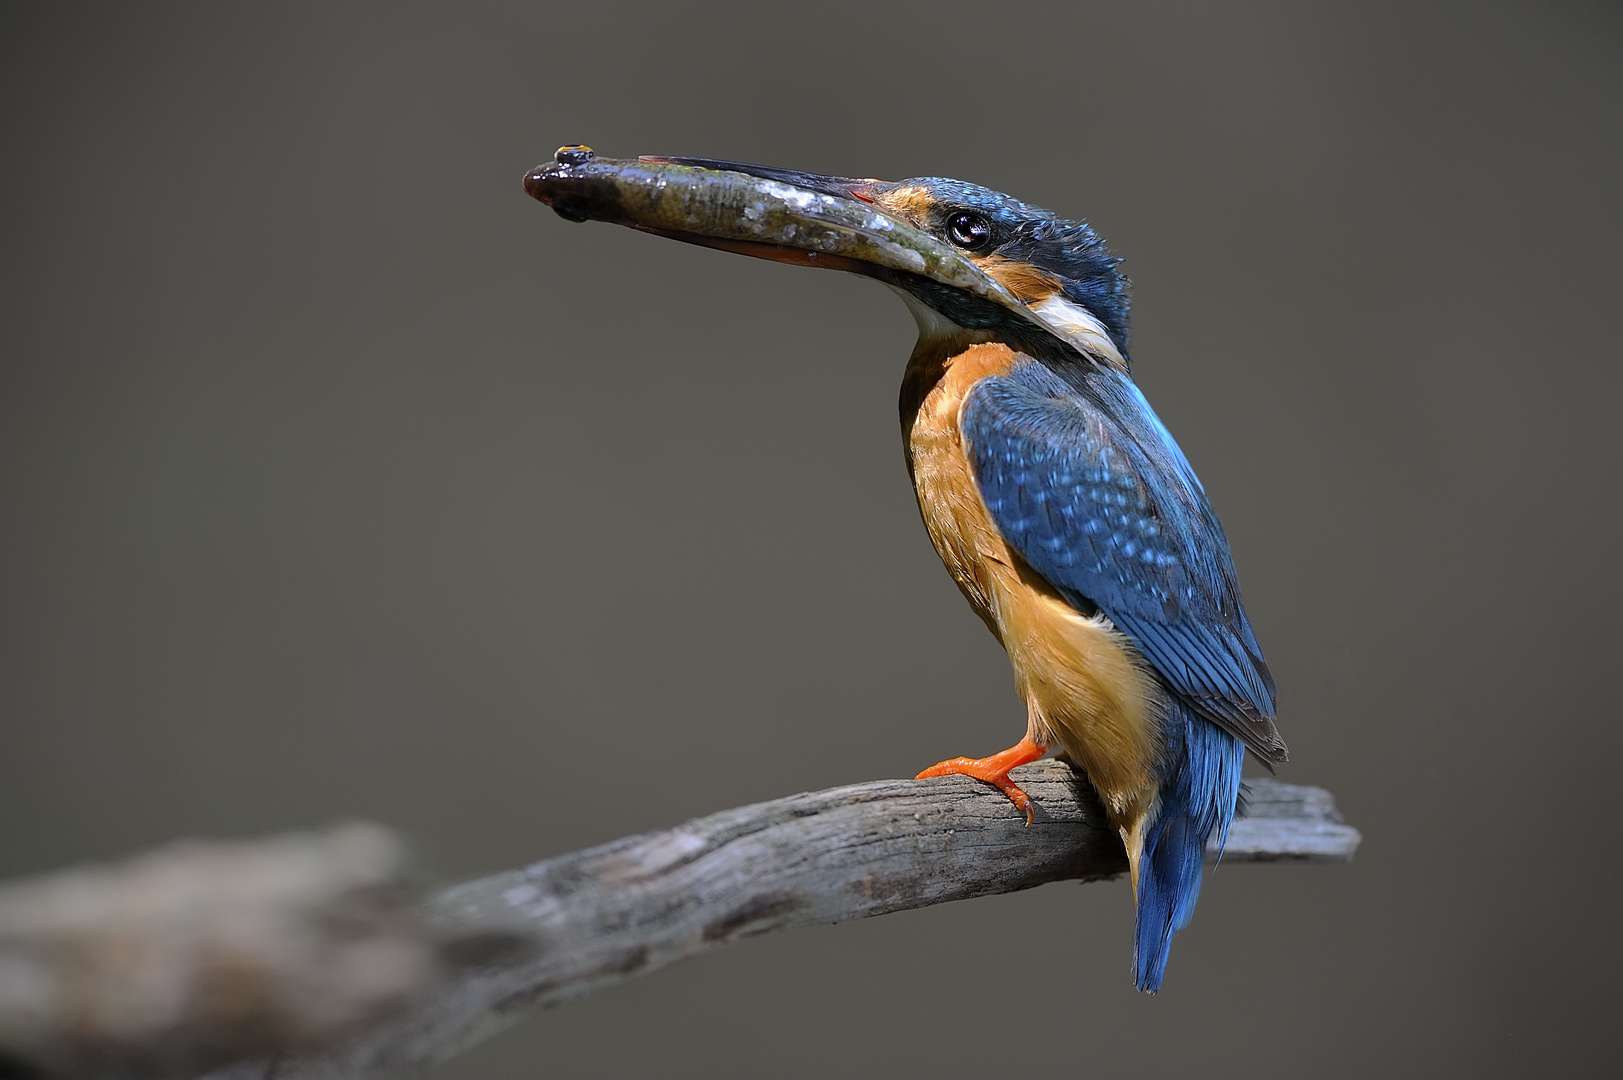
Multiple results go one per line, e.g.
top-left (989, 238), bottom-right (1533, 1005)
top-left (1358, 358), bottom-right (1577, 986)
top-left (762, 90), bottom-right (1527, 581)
top-left (901, 342), bottom-right (1164, 827)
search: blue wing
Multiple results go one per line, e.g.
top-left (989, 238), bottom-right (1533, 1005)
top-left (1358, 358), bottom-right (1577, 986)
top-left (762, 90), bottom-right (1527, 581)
top-left (961, 360), bottom-right (1286, 763)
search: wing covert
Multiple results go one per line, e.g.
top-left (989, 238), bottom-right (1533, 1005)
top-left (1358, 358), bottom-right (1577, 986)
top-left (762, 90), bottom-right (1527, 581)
top-left (961, 361), bottom-right (1286, 763)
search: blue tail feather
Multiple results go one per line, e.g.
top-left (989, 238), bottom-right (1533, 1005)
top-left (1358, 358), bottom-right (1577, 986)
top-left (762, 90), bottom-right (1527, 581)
top-left (1133, 700), bottom-right (1245, 993)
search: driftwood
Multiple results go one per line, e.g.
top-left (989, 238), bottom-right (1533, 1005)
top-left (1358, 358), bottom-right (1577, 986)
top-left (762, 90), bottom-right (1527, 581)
top-left (201, 762), bottom-right (1358, 1080)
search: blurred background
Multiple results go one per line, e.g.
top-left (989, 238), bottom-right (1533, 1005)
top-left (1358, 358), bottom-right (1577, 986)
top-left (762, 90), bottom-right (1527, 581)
top-left (3, 2), bottom-right (1619, 1076)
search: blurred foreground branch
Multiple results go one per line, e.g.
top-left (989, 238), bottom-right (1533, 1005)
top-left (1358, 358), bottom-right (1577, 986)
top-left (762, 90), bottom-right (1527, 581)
top-left (1, 763), bottom-right (1358, 1079)
top-left (0, 825), bottom-right (444, 1080)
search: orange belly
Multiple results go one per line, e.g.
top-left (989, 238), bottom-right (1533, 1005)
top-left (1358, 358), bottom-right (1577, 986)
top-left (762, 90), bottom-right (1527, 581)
top-left (902, 342), bottom-right (1164, 828)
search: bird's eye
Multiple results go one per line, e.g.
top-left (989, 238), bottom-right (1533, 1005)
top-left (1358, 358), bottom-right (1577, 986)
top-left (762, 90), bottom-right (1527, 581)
top-left (946, 211), bottom-right (992, 250)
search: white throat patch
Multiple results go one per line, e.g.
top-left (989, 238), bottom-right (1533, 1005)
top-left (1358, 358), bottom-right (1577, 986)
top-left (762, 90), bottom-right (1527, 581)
top-left (887, 284), bottom-right (1125, 371)
top-left (887, 285), bottom-right (997, 352)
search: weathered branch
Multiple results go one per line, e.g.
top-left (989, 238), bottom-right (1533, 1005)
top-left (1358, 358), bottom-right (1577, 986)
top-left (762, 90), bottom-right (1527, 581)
top-left (0, 825), bottom-right (447, 1080)
top-left (0, 766), bottom-right (1355, 1078)
top-left (206, 763), bottom-right (1358, 1080)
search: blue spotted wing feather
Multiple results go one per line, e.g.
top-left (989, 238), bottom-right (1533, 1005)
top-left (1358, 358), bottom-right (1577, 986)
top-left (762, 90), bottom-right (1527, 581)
top-left (961, 360), bottom-right (1286, 763)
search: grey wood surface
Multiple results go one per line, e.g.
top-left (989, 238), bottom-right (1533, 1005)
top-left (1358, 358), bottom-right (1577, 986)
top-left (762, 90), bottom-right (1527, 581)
top-left (208, 763), bottom-right (1357, 1079)
top-left (0, 824), bottom-right (440, 1080)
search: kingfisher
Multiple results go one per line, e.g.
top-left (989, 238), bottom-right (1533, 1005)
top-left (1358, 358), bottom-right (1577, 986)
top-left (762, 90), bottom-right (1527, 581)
top-left (523, 147), bottom-right (1287, 992)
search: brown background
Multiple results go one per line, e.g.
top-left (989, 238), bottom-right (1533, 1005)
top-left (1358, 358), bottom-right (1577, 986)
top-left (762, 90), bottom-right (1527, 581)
top-left (3, 2), bottom-right (1620, 1076)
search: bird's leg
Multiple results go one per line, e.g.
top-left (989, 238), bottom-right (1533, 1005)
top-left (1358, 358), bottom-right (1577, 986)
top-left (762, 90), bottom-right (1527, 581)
top-left (915, 735), bottom-right (1047, 825)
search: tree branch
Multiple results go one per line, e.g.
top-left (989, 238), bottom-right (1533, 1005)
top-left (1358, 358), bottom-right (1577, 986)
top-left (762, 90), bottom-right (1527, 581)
top-left (208, 762), bottom-right (1358, 1079)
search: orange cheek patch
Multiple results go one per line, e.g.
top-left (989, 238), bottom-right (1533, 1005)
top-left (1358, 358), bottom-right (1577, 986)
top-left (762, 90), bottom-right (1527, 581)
top-left (871, 185), bottom-right (937, 225)
top-left (976, 256), bottom-right (1062, 305)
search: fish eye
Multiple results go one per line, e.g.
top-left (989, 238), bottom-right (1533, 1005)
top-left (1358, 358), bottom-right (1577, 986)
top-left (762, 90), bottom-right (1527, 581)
top-left (946, 211), bottom-right (992, 251)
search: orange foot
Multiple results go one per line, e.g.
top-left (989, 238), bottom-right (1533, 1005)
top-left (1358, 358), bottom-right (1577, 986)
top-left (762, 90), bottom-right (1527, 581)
top-left (915, 735), bottom-right (1047, 825)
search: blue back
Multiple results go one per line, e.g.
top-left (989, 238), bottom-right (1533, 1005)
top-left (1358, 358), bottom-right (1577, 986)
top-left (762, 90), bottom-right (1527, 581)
top-left (962, 360), bottom-right (1282, 762)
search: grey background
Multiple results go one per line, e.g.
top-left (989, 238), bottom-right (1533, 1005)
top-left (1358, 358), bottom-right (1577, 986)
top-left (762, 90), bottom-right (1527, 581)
top-left (3, 1), bottom-right (1619, 1076)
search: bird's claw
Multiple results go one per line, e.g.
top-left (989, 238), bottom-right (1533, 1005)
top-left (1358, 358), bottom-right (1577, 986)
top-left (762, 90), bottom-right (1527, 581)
top-left (916, 750), bottom-right (1040, 825)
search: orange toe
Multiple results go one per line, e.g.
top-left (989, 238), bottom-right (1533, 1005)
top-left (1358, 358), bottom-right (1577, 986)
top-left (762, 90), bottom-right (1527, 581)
top-left (915, 735), bottom-right (1047, 825)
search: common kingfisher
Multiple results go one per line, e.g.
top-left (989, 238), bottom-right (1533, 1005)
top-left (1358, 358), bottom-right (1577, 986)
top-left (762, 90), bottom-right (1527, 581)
top-left (523, 147), bottom-right (1288, 992)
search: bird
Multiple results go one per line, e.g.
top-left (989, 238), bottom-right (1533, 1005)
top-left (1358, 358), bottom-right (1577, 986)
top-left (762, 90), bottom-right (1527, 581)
top-left (523, 146), bottom-right (1287, 992)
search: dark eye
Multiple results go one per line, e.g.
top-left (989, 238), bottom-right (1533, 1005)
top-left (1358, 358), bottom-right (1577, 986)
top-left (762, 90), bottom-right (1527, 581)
top-left (946, 211), bottom-right (992, 250)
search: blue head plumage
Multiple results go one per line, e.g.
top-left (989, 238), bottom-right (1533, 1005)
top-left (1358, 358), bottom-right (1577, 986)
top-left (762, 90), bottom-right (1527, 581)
top-left (863, 177), bottom-right (1132, 362)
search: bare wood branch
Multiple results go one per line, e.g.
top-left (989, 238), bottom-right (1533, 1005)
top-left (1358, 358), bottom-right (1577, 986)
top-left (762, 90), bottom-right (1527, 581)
top-left (207, 763), bottom-right (1358, 1080)
top-left (0, 824), bottom-right (444, 1080)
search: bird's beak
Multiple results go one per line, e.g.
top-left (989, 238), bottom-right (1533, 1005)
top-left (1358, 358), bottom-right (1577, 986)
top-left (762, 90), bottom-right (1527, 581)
top-left (522, 147), bottom-right (1042, 334)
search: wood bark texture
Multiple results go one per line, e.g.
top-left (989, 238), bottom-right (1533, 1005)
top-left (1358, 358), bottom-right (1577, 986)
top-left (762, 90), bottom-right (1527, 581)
top-left (206, 762), bottom-right (1358, 1080)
